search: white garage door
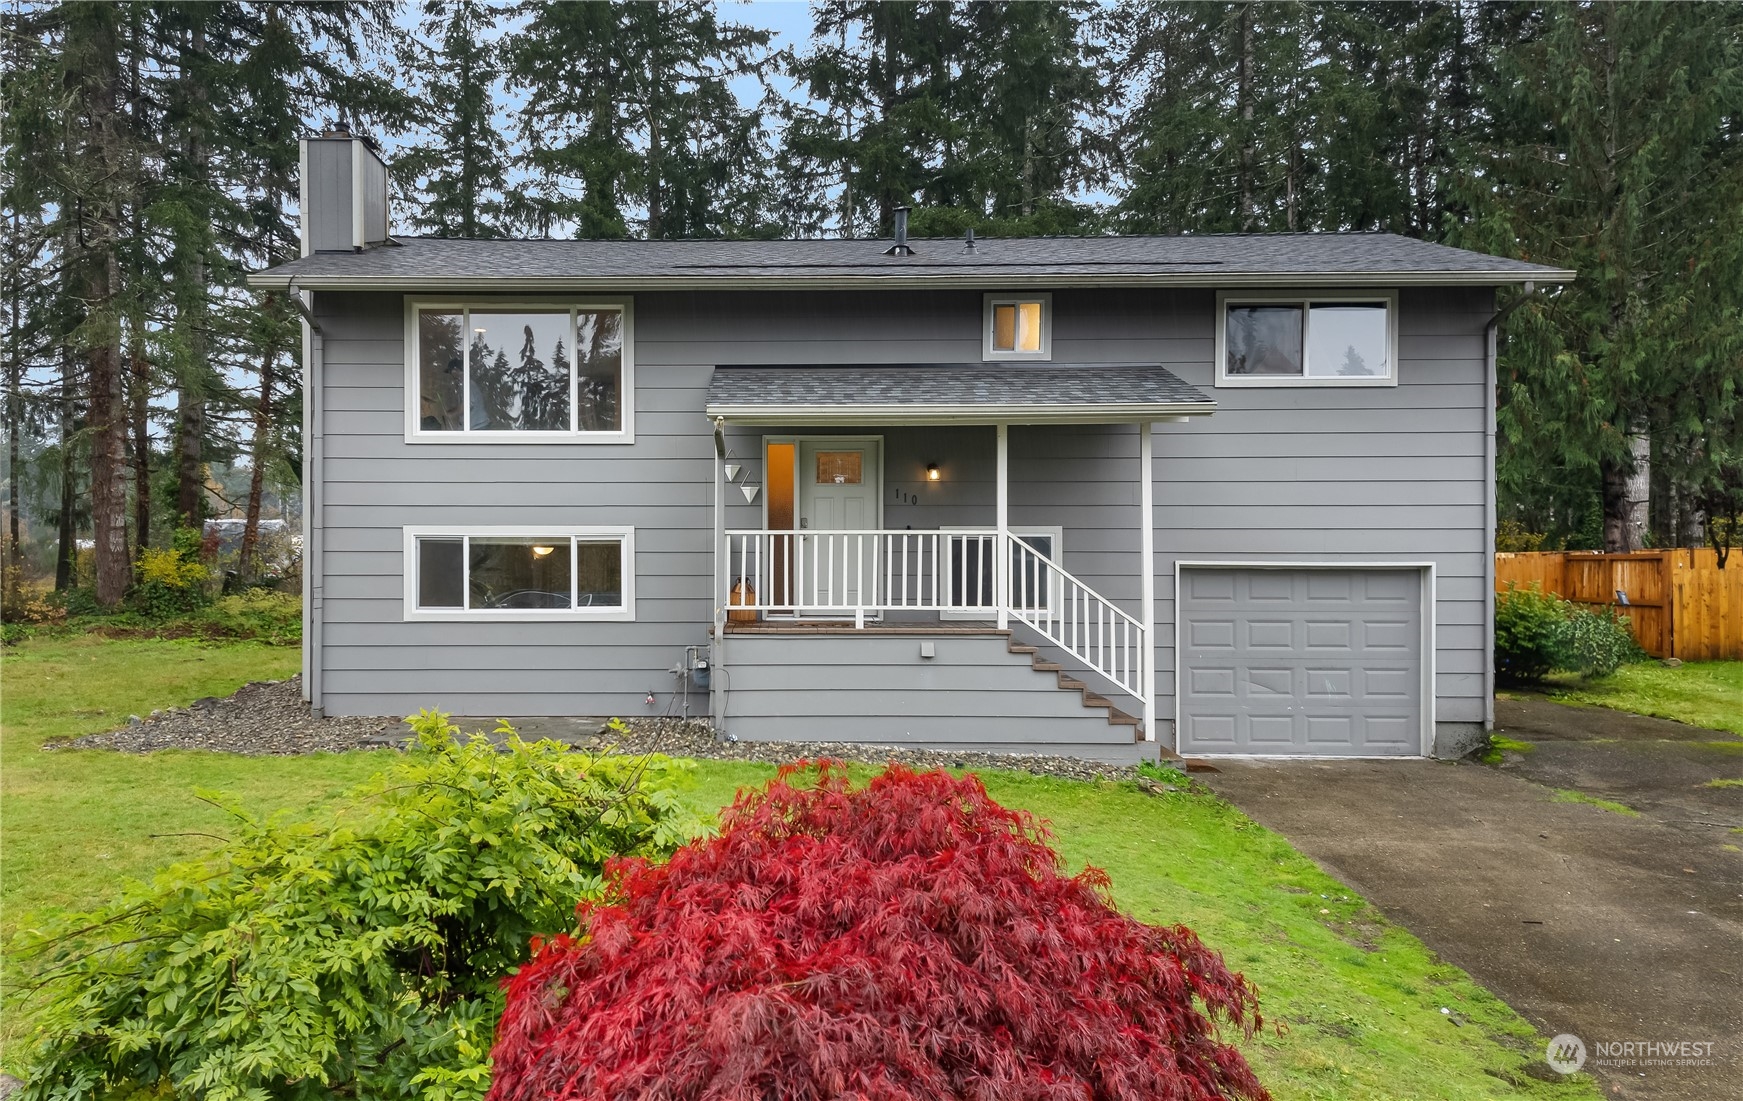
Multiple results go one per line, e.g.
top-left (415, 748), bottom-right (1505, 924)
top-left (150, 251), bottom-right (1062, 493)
top-left (1178, 567), bottom-right (1425, 756)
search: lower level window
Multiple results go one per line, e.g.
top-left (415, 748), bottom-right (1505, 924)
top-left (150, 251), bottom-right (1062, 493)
top-left (405, 527), bottom-right (633, 620)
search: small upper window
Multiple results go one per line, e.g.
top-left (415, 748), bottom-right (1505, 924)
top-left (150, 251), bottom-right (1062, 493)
top-left (408, 300), bottom-right (631, 438)
top-left (983, 293), bottom-right (1051, 360)
top-left (1217, 292), bottom-right (1395, 386)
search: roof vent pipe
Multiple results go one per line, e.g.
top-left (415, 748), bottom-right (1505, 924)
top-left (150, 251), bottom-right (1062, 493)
top-left (963, 227), bottom-right (976, 254)
top-left (884, 206), bottom-right (914, 256)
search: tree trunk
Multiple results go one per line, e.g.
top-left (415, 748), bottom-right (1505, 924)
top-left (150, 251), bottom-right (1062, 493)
top-left (55, 347), bottom-right (75, 592)
top-left (77, 6), bottom-right (130, 607)
top-left (240, 341), bottom-right (276, 580)
top-left (89, 249), bottom-right (130, 607)
top-left (130, 327), bottom-right (151, 556)
top-left (172, 20), bottom-right (209, 531)
top-left (1237, 3), bottom-right (1255, 231)
top-left (647, 109), bottom-right (662, 238)
top-left (1602, 428), bottom-right (1651, 552)
top-left (4, 205), bottom-right (21, 591)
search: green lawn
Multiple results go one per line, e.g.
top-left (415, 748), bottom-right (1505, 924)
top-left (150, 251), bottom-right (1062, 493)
top-left (1539, 660), bottom-right (1743, 734)
top-left (0, 635), bottom-right (1597, 1100)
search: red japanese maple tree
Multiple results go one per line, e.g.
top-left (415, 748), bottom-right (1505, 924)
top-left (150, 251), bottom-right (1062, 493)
top-left (488, 762), bottom-right (1269, 1101)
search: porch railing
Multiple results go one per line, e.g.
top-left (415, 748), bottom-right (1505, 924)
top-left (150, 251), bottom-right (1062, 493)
top-left (724, 528), bottom-right (1146, 706)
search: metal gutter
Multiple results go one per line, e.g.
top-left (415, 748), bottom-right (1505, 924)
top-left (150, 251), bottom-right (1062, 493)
top-left (246, 268), bottom-right (1578, 293)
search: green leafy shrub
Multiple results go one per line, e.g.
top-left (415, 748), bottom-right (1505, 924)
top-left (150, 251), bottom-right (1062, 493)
top-left (1495, 583), bottom-right (1566, 684)
top-left (1556, 603), bottom-right (1645, 678)
top-left (130, 529), bottom-right (211, 619)
top-left (15, 712), bottom-right (704, 1101)
top-left (202, 589), bottom-right (302, 643)
top-left (1495, 584), bottom-right (1646, 683)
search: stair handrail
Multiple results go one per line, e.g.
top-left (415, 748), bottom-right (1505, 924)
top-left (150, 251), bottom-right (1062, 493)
top-left (1004, 532), bottom-right (1147, 705)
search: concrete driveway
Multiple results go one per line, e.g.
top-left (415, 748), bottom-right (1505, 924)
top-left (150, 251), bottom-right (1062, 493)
top-left (1198, 699), bottom-right (1742, 1101)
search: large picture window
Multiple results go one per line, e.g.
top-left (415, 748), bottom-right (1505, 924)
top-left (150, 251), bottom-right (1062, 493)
top-left (403, 527), bottom-right (634, 621)
top-left (407, 300), bottom-right (631, 439)
top-left (1215, 291), bottom-right (1395, 387)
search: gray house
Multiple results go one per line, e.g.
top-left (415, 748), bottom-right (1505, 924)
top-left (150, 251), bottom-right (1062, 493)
top-left (249, 133), bottom-right (1573, 763)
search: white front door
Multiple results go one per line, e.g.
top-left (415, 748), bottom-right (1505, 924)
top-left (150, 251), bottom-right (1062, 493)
top-left (797, 439), bottom-right (881, 612)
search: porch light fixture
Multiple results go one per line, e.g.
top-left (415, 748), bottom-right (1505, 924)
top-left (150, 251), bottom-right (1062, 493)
top-left (926, 463), bottom-right (940, 482)
top-left (531, 545), bottom-right (555, 558)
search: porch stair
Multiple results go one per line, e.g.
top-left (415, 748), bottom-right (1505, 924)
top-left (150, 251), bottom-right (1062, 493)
top-left (1007, 640), bottom-right (1144, 742)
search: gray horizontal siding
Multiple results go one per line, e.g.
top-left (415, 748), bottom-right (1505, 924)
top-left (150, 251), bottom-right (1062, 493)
top-left (722, 632), bottom-right (1140, 760)
top-left (312, 284), bottom-right (1493, 739)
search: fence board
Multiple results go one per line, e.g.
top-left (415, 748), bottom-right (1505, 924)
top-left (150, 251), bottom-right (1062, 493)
top-left (1495, 548), bottom-right (1743, 660)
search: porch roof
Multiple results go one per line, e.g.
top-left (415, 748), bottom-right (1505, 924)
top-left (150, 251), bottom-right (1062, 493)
top-left (704, 363), bottom-right (1215, 426)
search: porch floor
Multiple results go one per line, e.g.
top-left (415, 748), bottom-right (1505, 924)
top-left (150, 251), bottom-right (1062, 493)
top-left (720, 620), bottom-right (1007, 635)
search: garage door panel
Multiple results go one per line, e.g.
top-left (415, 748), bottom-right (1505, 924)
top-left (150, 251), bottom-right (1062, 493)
top-left (1362, 667), bottom-right (1415, 699)
top-left (1362, 715), bottom-right (1416, 747)
top-left (1188, 619), bottom-right (1236, 649)
top-left (1304, 620), bottom-right (1353, 650)
top-left (1247, 572), bottom-right (1295, 601)
top-left (1247, 714), bottom-right (1296, 745)
top-left (1188, 571), bottom-right (1235, 601)
top-left (1364, 572), bottom-right (1417, 602)
top-left (1306, 715), bottom-right (1355, 744)
top-left (1245, 620), bottom-right (1294, 649)
top-left (1362, 619), bottom-right (1415, 650)
top-left (1189, 667), bottom-right (1236, 696)
top-left (1306, 572), bottom-right (1352, 600)
top-left (1181, 567), bottom-right (1423, 757)
top-left (1305, 669), bottom-right (1353, 699)
top-left (1245, 667), bottom-right (1293, 698)
top-left (1186, 715), bottom-right (1237, 746)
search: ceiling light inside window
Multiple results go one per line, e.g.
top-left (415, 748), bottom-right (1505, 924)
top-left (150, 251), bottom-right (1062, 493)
top-left (532, 545), bottom-right (555, 557)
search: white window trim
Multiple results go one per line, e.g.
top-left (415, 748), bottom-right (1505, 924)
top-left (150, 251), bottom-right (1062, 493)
top-left (1214, 289), bottom-right (1398, 388)
top-left (982, 292), bottom-right (1053, 361)
top-left (939, 525), bottom-right (1064, 621)
top-left (402, 525), bottom-right (636, 622)
top-left (402, 297), bottom-right (635, 443)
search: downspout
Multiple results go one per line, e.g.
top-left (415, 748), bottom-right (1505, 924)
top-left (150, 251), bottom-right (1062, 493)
top-left (290, 280), bottom-right (325, 715)
top-left (710, 417), bottom-right (727, 733)
top-left (1481, 281), bottom-right (1535, 731)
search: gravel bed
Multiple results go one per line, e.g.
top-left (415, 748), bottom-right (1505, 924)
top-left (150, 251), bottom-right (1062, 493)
top-left (52, 676), bottom-right (395, 756)
top-left (53, 678), bottom-right (1146, 784)
top-left (589, 717), bottom-right (1141, 784)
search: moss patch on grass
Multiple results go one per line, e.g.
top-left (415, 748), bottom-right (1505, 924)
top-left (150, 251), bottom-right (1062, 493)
top-left (1702, 777), bottom-right (1743, 790)
top-left (1476, 734), bottom-right (1536, 765)
top-left (1550, 788), bottom-right (1640, 816)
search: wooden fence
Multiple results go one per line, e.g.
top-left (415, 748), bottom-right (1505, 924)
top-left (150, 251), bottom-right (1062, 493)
top-left (1495, 548), bottom-right (1743, 661)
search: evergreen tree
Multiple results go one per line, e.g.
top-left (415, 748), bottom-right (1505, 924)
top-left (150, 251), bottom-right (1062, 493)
top-left (784, 1), bottom-right (1106, 238)
top-left (401, 0), bottom-right (515, 238)
top-left (1457, 1), bottom-right (1743, 551)
top-left (506, 1), bottom-right (775, 239)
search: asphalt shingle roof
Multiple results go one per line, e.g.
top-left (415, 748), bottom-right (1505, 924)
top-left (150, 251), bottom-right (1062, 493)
top-left (705, 363), bottom-right (1215, 425)
top-left (251, 232), bottom-right (1572, 290)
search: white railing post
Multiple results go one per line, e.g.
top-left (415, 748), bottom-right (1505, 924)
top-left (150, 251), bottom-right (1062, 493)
top-left (1139, 421), bottom-right (1156, 740)
top-left (995, 424), bottom-right (1009, 629)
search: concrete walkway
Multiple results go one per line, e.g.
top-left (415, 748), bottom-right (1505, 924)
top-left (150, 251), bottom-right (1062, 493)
top-left (1199, 701), bottom-right (1742, 1101)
